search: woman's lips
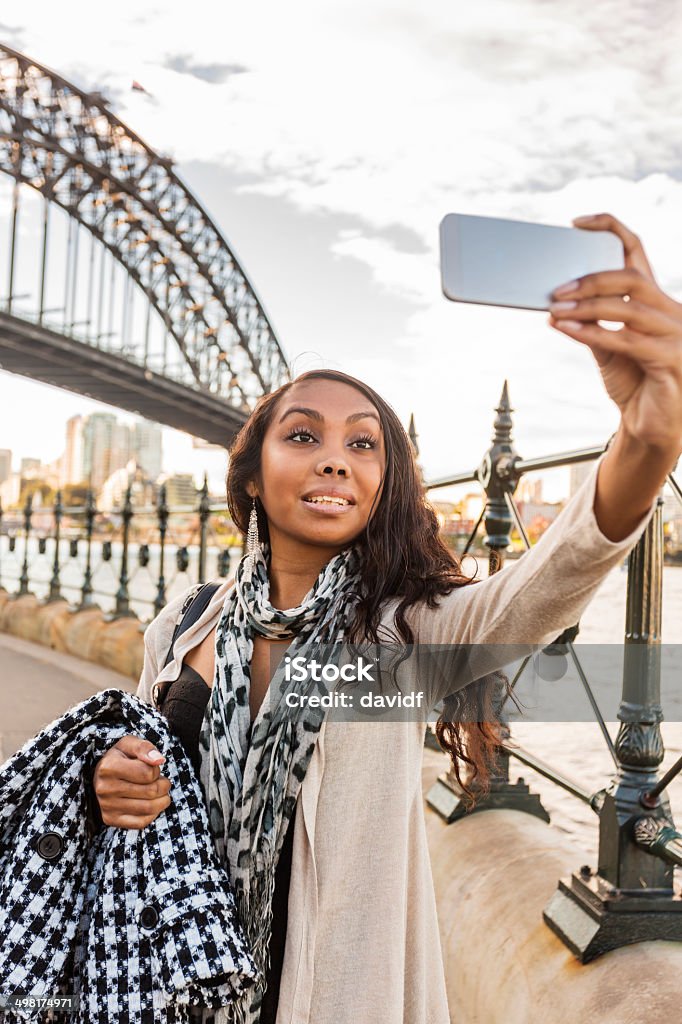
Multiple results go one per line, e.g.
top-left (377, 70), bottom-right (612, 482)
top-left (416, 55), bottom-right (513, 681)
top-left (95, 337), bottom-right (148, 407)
top-left (301, 498), bottom-right (355, 515)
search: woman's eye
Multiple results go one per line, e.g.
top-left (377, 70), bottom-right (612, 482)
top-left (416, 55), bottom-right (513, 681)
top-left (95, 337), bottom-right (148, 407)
top-left (285, 429), bottom-right (377, 448)
top-left (286, 430), bottom-right (317, 443)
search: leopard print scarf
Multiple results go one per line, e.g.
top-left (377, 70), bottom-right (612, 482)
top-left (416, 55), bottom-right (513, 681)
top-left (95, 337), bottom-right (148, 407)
top-left (197, 539), bottom-right (364, 1024)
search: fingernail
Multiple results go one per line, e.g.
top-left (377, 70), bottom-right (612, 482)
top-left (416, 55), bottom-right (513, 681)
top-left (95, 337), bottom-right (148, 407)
top-left (553, 280), bottom-right (579, 297)
top-left (549, 300), bottom-right (578, 311)
top-left (573, 215), bottom-right (598, 223)
top-left (555, 320), bottom-right (583, 331)
top-left (147, 749), bottom-right (164, 762)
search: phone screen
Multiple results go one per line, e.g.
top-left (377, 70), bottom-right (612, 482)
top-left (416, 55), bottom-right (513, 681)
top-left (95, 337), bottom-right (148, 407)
top-left (439, 213), bottom-right (624, 311)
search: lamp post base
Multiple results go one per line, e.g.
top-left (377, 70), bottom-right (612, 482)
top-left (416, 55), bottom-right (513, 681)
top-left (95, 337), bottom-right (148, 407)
top-left (425, 771), bottom-right (550, 824)
top-left (543, 870), bottom-right (682, 963)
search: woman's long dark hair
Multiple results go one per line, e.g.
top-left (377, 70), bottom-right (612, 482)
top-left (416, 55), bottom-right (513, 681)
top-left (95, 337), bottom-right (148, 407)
top-left (226, 368), bottom-right (513, 808)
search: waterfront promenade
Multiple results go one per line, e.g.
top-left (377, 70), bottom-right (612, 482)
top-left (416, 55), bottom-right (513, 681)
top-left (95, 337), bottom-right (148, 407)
top-left (0, 633), bottom-right (136, 762)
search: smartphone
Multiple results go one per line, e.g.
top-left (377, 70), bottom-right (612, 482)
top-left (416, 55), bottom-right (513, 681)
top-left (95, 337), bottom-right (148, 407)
top-left (439, 213), bottom-right (624, 311)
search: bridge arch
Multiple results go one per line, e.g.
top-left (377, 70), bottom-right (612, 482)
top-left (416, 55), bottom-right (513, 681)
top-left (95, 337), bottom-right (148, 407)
top-left (0, 43), bottom-right (290, 439)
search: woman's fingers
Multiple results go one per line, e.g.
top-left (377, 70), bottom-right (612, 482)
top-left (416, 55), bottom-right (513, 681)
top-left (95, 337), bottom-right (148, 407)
top-left (101, 794), bottom-right (172, 816)
top-left (112, 734), bottom-right (165, 766)
top-left (571, 212), bottom-right (656, 280)
top-left (547, 317), bottom-right (678, 363)
top-left (96, 774), bottom-right (172, 801)
top-left (93, 738), bottom-right (173, 829)
top-left (549, 295), bottom-right (675, 335)
top-left (552, 266), bottom-right (682, 322)
top-left (101, 797), bottom-right (172, 830)
top-left (96, 746), bottom-right (165, 786)
top-left (553, 267), bottom-right (656, 302)
top-left (97, 785), bottom-right (173, 828)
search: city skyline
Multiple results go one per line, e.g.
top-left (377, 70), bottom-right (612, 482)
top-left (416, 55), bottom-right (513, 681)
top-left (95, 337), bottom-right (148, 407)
top-left (0, 410), bottom-right (213, 508)
top-left (0, 402), bottom-right (581, 504)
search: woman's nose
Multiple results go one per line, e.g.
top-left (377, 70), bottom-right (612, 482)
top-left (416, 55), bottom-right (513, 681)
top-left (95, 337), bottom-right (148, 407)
top-left (318, 460), bottom-right (350, 477)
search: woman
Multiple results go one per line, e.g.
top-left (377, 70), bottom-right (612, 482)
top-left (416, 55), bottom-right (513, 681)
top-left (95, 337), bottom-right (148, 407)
top-left (93, 213), bottom-right (682, 1024)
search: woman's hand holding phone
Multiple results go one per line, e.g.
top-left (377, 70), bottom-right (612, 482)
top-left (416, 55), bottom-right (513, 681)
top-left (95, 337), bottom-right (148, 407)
top-left (549, 212), bottom-right (682, 455)
top-left (92, 735), bottom-right (173, 830)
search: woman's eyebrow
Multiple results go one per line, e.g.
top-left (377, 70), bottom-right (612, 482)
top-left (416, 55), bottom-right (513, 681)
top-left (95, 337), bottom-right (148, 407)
top-left (277, 406), bottom-right (381, 426)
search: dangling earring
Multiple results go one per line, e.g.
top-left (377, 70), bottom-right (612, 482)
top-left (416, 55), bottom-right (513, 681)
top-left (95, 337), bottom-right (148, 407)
top-left (245, 495), bottom-right (261, 571)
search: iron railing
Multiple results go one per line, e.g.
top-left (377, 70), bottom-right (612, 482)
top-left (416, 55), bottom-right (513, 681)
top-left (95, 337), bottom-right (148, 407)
top-left (0, 477), bottom-right (244, 621)
top-left (424, 380), bottom-right (682, 962)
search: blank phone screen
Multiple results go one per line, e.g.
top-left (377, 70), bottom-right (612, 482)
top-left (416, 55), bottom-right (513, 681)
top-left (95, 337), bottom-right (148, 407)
top-left (440, 213), bottom-right (624, 311)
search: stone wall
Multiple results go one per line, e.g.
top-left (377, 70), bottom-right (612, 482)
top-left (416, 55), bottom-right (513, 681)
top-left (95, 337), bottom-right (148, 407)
top-left (0, 589), bottom-right (145, 682)
top-left (422, 748), bottom-right (682, 1023)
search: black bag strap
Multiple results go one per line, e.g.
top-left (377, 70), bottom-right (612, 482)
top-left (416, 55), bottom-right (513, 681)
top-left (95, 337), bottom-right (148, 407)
top-left (152, 582), bottom-right (221, 710)
top-left (162, 581), bottom-right (221, 669)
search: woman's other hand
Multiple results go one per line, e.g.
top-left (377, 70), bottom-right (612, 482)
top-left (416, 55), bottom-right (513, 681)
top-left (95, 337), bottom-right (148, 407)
top-left (548, 212), bottom-right (682, 453)
top-left (92, 735), bottom-right (172, 829)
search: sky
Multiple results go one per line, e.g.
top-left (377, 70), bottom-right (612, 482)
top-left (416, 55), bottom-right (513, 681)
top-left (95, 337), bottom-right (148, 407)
top-left (1, 0), bottom-right (681, 501)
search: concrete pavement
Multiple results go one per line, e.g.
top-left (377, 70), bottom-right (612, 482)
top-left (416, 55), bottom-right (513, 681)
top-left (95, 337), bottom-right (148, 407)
top-left (0, 633), bottom-right (137, 762)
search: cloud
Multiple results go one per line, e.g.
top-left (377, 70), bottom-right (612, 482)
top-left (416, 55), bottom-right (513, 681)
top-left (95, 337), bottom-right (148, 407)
top-left (16, 0), bottom-right (681, 240)
top-left (163, 53), bottom-right (248, 83)
top-left (4, 0), bottom-right (682, 482)
top-left (0, 23), bottom-right (25, 46)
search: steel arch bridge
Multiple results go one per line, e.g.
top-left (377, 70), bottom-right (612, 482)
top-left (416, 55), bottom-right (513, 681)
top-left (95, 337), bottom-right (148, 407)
top-left (0, 44), bottom-right (291, 444)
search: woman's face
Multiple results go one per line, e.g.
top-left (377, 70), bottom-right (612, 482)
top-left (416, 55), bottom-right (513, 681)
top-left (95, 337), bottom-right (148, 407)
top-left (251, 378), bottom-right (386, 555)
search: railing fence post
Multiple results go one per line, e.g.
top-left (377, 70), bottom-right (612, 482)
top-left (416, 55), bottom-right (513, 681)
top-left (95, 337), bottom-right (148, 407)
top-left (113, 483), bottom-right (134, 618)
top-left (426, 382), bottom-right (549, 823)
top-left (198, 474), bottom-right (209, 584)
top-left (544, 493), bottom-right (682, 961)
top-left (18, 492), bottom-right (33, 596)
top-left (154, 484), bottom-right (169, 616)
top-left (48, 489), bottom-right (63, 602)
top-left (78, 489), bottom-right (97, 609)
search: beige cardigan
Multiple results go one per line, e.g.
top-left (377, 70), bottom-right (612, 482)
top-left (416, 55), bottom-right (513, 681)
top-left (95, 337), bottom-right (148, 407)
top-left (136, 454), bottom-right (656, 1024)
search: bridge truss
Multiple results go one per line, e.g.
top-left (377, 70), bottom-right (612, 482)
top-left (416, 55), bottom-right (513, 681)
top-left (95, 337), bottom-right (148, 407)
top-left (0, 43), bottom-right (290, 440)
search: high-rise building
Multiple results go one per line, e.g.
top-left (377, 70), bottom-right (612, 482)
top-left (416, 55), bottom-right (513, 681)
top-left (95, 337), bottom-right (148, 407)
top-left (159, 473), bottom-right (197, 507)
top-left (568, 462), bottom-right (593, 498)
top-left (20, 457), bottom-right (41, 475)
top-left (82, 413), bottom-right (115, 489)
top-left (0, 449), bottom-right (11, 485)
top-left (99, 458), bottom-right (157, 511)
top-left (0, 473), bottom-right (20, 507)
top-left (82, 413), bottom-right (131, 490)
top-left (132, 419), bottom-right (163, 481)
top-left (516, 476), bottom-right (544, 504)
top-left (43, 456), bottom-right (63, 491)
top-left (112, 422), bottom-right (132, 475)
top-left (62, 415), bottom-right (85, 485)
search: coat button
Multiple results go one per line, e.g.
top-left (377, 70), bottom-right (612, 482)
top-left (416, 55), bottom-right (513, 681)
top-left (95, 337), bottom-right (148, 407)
top-left (139, 905), bottom-right (159, 930)
top-left (34, 831), bottom-right (64, 860)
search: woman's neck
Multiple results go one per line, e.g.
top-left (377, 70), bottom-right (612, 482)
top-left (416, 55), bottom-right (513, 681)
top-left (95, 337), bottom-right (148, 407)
top-left (266, 539), bottom-right (344, 610)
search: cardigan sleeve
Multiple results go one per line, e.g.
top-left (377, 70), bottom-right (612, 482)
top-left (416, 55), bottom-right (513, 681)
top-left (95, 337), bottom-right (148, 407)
top-left (408, 451), bottom-right (658, 707)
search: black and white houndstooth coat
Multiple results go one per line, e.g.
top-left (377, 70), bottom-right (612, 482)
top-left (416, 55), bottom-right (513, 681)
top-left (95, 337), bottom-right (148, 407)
top-left (0, 688), bottom-right (258, 1024)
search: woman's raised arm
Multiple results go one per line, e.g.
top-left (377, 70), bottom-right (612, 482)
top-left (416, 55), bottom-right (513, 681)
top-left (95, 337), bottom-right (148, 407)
top-left (413, 212), bottom-right (681, 707)
top-left (410, 450), bottom-right (657, 707)
top-left (548, 212), bottom-right (681, 539)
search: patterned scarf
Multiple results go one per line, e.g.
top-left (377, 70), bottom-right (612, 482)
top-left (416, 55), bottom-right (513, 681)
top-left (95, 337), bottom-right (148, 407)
top-left (197, 538), bottom-right (364, 1024)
